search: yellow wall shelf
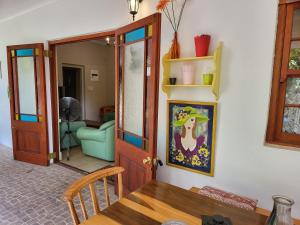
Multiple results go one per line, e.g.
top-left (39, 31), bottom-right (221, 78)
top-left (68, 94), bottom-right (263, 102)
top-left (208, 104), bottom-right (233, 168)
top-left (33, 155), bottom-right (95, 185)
top-left (162, 42), bottom-right (223, 100)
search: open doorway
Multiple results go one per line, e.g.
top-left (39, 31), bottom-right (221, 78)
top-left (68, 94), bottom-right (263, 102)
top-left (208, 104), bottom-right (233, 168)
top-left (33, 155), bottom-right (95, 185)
top-left (48, 13), bottom-right (161, 194)
top-left (60, 64), bottom-right (85, 119)
top-left (53, 34), bottom-right (116, 173)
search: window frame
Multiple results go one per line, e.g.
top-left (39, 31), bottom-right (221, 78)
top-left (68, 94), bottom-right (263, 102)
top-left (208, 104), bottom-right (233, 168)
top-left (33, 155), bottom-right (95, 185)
top-left (266, 0), bottom-right (300, 148)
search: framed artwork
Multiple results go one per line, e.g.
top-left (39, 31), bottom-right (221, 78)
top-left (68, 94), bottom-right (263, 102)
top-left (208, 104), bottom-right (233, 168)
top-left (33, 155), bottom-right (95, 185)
top-left (167, 100), bottom-right (217, 176)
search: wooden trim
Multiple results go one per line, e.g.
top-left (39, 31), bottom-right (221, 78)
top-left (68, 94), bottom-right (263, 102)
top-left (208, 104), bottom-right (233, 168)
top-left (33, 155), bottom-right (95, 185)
top-left (12, 56), bottom-right (20, 114)
top-left (285, 104), bottom-right (300, 107)
top-left (33, 54), bottom-right (39, 116)
top-left (48, 30), bottom-right (115, 45)
top-left (121, 42), bottom-right (125, 131)
top-left (49, 44), bottom-right (60, 163)
top-left (279, 0), bottom-right (300, 4)
top-left (49, 30), bottom-right (116, 162)
top-left (265, 2), bottom-right (300, 147)
top-left (142, 26), bottom-right (147, 139)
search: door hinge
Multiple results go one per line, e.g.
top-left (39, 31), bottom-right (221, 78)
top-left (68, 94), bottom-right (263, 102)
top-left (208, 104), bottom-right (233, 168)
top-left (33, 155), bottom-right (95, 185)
top-left (48, 152), bottom-right (57, 160)
top-left (44, 50), bottom-right (53, 58)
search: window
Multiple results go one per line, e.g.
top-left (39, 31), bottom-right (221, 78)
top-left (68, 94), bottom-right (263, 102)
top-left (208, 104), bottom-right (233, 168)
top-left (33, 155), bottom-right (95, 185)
top-left (266, 1), bottom-right (300, 148)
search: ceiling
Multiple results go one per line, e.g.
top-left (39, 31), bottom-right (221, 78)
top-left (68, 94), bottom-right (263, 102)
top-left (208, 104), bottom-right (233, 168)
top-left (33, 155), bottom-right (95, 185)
top-left (0, 0), bottom-right (58, 23)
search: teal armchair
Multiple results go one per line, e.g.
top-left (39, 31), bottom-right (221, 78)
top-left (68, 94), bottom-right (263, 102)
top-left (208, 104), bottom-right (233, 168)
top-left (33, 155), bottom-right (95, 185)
top-left (60, 121), bottom-right (86, 149)
top-left (77, 120), bottom-right (115, 161)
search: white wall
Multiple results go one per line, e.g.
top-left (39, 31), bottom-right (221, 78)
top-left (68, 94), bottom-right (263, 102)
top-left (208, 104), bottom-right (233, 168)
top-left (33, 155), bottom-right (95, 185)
top-left (1, 0), bottom-right (300, 218)
top-left (57, 41), bottom-right (115, 121)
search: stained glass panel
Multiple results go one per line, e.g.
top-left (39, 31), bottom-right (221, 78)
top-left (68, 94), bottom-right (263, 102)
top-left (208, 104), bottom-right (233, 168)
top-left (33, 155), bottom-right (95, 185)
top-left (125, 27), bottom-right (145, 43)
top-left (16, 49), bottom-right (34, 57)
top-left (20, 114), bottom-right (38, 122)
top-left (118, 46), bottom-right (123, 129)
top-left (124, 133), bottom-right (143, 148)
top-left (282, 107), bottom-right (300, 134)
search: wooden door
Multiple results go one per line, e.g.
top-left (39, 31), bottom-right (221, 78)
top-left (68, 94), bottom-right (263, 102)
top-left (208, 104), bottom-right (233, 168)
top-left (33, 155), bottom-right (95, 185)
top-left (7, 44), bottom-right (49, 166)
top-left (115, 13), bottom-right (161, 194)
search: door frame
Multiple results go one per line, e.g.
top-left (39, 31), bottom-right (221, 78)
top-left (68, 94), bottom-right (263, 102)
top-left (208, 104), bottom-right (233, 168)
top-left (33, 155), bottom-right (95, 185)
top-left (48, 30), bottom-right (115, 162)
top-left (61, 63), bottom-right (86, 120)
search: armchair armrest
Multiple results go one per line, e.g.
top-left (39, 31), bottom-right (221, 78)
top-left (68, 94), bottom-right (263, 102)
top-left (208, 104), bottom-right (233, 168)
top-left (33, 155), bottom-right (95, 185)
top-left (77, 127), bottom-right (105, 142)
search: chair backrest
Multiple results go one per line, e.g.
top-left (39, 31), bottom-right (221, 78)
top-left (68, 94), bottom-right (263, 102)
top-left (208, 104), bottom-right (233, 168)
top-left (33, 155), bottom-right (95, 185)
top-left (64, 166), bottom-right (124, 225)
top-left (99, 120), bottom-right (115, 131)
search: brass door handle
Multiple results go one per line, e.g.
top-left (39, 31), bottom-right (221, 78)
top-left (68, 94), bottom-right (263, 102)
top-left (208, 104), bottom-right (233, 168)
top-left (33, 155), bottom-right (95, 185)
top-left (143, 157), bottom-right (152, 165)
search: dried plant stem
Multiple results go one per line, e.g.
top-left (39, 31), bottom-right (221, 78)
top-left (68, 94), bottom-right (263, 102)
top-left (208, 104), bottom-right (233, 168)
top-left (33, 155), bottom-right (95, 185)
top-left (176, 0), bottom-right (187, 31)
top-left (171, 1), bottom-right (177, 31)
top-left (163, 8), bottom-right (176, 31)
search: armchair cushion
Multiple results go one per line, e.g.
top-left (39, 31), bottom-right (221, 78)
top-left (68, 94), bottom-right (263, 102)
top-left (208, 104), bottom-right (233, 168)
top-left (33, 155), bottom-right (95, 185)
top-left (99, 120), bottom-right (115, 131)
top-left (77, 127), bottom-right (105, 142)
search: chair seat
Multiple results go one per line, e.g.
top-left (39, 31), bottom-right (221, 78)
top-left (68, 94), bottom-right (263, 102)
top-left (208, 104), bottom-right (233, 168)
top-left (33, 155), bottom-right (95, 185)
top-left (80, 214), bottom-right (120, 225)
top-left (197, 186), bottom-right (258, 211)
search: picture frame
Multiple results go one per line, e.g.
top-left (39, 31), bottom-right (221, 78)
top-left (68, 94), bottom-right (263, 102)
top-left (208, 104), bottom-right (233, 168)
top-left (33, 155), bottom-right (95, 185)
top-left (166, 100), bottom-right (217, 176)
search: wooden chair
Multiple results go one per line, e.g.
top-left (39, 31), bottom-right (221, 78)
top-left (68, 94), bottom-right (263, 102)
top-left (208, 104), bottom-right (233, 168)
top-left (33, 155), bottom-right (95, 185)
top-left (64, 167), bottom-right (124, 225)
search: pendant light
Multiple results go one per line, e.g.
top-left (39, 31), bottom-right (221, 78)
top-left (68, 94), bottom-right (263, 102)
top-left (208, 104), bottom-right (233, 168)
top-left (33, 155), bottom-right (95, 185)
top-left (127, 0), bottom-right (143, 21)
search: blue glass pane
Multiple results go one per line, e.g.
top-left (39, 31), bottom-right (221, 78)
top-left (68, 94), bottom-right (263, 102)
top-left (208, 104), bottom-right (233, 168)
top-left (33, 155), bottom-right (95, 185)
top-left (20, 114), bottom-right (38, 122)
top-left (124, 133), bottom-right (143, 148)
top-left (125, 27), bottom-right (145, 43)
top-left (16, 49), bottom-right (34, 57)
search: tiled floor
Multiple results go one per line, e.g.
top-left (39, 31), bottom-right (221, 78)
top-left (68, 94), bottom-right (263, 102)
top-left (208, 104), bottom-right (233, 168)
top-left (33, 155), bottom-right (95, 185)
top-left (61, 146), bottom-right (114, 173)
top-left (0, 145), bottom-right (117, 225)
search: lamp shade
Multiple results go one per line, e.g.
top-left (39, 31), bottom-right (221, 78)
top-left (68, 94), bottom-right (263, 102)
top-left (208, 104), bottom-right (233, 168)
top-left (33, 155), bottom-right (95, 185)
top-left (127, 0), bottom-right (141, 21)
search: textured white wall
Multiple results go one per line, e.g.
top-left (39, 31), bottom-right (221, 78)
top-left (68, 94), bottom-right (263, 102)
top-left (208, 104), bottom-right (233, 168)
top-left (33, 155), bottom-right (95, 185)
top-left (0, 0), bottom-right (300, 218)
top-left (57, 41), bottom-right (115, 121)
top-left (0, 0), bottom-right (131, 150)
top-left (139, 0), bottom-right (300, 218)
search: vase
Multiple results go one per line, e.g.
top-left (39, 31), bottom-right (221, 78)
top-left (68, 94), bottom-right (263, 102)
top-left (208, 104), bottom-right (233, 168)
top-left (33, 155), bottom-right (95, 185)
top-left (203, 73), bottom-right (213, 85)
top-left (265, 195), bottom-right (294, 225)
top-left (182, 64), bottom-right (195, 85)
top-left (169, 77), bottom-right (177, 85)
top-left (169, 32), bottom-right (180, 59)
top-left (194, 34), bottom-right (211, 57)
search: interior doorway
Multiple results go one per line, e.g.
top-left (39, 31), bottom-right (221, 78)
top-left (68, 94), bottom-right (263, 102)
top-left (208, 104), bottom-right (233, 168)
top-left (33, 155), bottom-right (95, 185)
top-left (49, 13), bottom-right (161, 194)
top-left (62, 66), bottom-right (81, 100)
top-left (61, 64), bottom-right (85, 119)
top-left (49, 31), bottom-right (116, 173)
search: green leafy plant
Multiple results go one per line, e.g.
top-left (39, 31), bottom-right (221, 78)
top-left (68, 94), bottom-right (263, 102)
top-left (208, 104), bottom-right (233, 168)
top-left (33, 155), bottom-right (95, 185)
top-left (289, 48), bottom-right (300, 69)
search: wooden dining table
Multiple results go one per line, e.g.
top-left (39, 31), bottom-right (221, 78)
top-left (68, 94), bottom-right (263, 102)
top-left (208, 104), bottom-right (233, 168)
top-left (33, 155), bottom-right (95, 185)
top-left (82, 180), bottom-right (267, 225)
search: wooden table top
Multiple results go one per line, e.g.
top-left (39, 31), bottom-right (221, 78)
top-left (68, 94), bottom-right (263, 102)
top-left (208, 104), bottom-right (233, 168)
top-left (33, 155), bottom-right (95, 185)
top-left (82, 180), bottom-right (267, 225)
